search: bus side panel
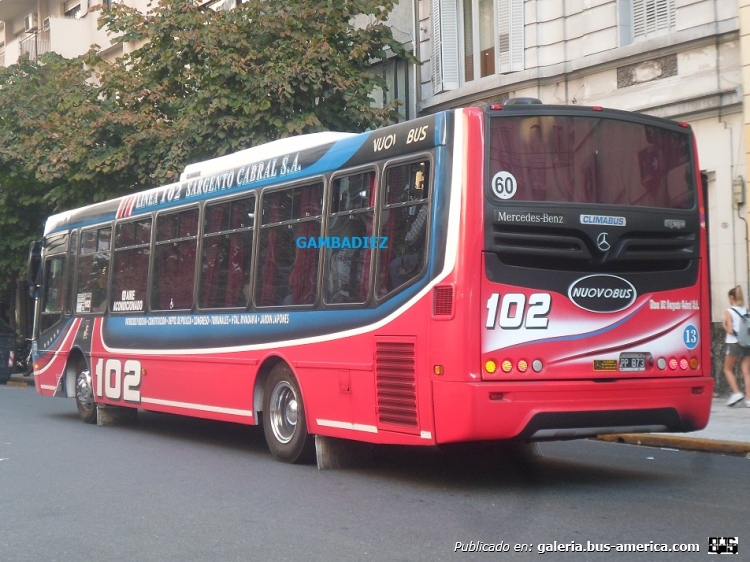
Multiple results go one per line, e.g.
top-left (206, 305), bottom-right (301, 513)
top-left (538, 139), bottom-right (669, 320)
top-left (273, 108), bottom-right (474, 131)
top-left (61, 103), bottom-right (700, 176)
top-left (91, 318), bottom-right (256, 424)
top-left (301, 298), bottom-right (436, 446)
top-left (33, 317), bottom-right (84, 396)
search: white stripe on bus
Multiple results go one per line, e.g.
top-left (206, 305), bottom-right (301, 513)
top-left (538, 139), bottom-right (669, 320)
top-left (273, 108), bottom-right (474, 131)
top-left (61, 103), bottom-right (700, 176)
top-left (140, 396), bottom-right (253, 418)
top-left (315, 419), bottom-right (378, 434)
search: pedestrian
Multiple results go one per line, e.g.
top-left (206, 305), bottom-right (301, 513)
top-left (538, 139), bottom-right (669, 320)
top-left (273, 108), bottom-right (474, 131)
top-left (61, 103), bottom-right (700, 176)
top-left (722, 285), bottom-right (750, 406)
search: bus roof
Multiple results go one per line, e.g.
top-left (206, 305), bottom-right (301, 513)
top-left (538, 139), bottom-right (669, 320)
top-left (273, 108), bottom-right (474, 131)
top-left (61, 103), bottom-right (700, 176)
top-left (179, 132), bottom-right (357, 182)
top-left (42, 112), bottom-right (447, 237)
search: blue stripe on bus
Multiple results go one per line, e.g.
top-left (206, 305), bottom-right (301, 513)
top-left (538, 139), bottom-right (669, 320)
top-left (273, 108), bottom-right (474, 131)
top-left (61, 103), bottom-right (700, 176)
top-left (100, 277), bottom-right (429, 350)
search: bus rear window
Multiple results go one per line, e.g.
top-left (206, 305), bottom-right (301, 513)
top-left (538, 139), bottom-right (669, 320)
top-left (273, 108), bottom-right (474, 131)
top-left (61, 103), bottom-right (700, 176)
top-left (489, 116), bottom-right (694, 209)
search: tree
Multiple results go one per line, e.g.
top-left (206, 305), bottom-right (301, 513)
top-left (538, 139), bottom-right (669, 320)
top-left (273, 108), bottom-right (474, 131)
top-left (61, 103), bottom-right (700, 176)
top-left (95, 0), bottom-right (411, 181)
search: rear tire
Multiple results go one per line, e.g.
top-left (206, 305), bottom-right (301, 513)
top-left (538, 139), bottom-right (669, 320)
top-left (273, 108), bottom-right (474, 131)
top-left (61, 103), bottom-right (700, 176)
top-left (75, 364), bottom-right (97, 424)
top-left (262, 363), bottom-right (314, 463)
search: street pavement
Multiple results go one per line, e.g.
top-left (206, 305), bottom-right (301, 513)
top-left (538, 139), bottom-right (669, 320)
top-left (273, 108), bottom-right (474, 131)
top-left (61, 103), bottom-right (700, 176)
top-left (8, 371), bottom-right (749, 456)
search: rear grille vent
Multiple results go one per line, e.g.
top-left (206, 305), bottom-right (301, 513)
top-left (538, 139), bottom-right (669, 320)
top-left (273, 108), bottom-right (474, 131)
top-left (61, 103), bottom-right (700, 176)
top-left (491, 225), bottom-right (696, 273)
top-left (376, 341), bottom-right (418, 429)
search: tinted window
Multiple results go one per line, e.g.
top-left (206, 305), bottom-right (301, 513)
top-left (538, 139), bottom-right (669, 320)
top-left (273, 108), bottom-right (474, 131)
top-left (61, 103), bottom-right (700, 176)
top-left (256, 183), bottom-right (323, 306)
top-left (200, 196), bottom-right (255, 309)
top-left (111, 218), bottom-right (152, 313)
top-left (325, 171), bottom-right (376, 304)
top-left (77, 227), bottom-right (111, 313)
top-left (489, 116), bottom-right (694, 209)
top-left (41, 256), bottom-right (65, 332)
top-left (376, 161), bottom-right (430, 297)
top-left (151, 209), bottom-right (198, 311)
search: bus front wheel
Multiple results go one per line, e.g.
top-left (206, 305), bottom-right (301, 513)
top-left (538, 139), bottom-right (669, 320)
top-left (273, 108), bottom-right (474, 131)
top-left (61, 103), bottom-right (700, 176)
top-left (262, 364), bottom-right (314, 463)
top-left (75, 365), bottom-right (97, 424)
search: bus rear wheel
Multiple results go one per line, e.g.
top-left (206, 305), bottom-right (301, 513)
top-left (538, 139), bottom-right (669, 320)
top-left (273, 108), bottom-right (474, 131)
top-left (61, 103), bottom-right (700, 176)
top-left (75, 365), bottom-right (97, 424)
top-left (262, 364), bottom-right (314, 463)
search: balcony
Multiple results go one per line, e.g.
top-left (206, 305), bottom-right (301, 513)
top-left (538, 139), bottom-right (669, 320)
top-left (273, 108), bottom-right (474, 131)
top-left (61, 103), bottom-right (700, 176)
top-left (2, 16), bottom-right (89, 66)
top-left (19, 28), bottom-right (50, 61)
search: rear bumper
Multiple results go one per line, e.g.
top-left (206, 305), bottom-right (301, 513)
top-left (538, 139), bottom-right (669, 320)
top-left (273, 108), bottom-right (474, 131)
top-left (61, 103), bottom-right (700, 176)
top-left (432, 377), bottom-right (713, 443)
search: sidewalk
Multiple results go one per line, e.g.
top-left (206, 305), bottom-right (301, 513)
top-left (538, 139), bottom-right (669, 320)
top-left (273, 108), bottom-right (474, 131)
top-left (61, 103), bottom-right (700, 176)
top-left (599, 398), bottom-right (750, 456)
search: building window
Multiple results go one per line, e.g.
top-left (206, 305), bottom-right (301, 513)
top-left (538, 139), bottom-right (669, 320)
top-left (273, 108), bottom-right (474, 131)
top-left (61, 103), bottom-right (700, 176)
top-left (433, 0), bottom-right (524, 92)
top-left (370, 57), bottom-right (411, 121)
top-left (64, 0), bottom-right (82, 19)
top-left (619, 0), bottom-right (675, 45)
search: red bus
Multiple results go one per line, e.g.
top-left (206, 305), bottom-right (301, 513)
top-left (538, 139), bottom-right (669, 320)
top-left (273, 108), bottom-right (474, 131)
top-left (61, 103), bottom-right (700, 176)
top-left (30, 100), bottom-right (712, 463)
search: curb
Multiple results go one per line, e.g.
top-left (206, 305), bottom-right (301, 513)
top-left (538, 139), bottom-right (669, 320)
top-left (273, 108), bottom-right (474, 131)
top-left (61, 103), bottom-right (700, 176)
top-left (598, 433), bottom-right (750, 456)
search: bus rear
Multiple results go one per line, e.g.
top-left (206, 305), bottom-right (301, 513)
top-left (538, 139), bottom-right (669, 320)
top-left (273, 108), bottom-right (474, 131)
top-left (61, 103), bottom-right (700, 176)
top-left (434, 103), bottom-right (712, 444)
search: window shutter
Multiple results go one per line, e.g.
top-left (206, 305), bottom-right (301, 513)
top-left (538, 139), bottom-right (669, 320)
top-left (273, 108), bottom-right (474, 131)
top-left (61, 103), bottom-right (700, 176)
top-left (498, 0), bottom-right (524, 73)
top-left (431, 0), bottom-right (459, 92)
top-left (633, 0), bottom-right (675, 39)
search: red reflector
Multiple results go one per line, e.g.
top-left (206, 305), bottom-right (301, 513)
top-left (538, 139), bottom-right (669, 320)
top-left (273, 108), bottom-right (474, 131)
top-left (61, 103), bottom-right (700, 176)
top-left (692, 387), bottom-right (704, 395)
top-left (433, 285), bottom-right (454, 316)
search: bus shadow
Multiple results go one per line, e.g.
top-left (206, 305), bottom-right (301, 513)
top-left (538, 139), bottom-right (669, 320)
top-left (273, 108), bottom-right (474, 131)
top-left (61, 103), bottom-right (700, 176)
top-left (48, 407), bottom-right (270, 457)
top-left (361, 440), bottom-right (678, 490)
top-left (47, 407), bottom-right (678, 489)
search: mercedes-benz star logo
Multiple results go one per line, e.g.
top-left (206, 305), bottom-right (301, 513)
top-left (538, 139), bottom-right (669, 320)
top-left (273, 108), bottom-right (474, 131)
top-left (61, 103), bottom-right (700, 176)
top-left (596, 232), bottom-right (610, 252)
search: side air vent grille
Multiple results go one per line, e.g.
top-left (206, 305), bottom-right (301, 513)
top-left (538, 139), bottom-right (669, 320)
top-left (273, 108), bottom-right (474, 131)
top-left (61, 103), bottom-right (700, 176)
top-left (433, 285), bottom-right (454, 317)
top-left (375, 341), bottom-right (418, 430)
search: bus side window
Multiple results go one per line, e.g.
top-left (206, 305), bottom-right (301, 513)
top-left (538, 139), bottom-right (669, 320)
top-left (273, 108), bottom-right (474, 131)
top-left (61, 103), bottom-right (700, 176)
top-left (324, 171), bottom-right (375, 305)
top-left (40, 256), bottom-right (65, 332)
top-left (76, 227), bottom-right (111, 314)
top-left (151, 208), bottom-right (199, 311)
top-left (376, 161), bottom-right (431, 297)
top-left (256, 182), bottom-right (323, 307)
top-left (199, 196), bottom-right (255, 309)
top-left (111, 218), bottom-right (151, 313)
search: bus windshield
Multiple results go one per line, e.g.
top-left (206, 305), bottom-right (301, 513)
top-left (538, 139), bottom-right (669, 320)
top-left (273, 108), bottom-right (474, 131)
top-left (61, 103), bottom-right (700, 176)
top-left (489, 115), bottom-right (694, 209)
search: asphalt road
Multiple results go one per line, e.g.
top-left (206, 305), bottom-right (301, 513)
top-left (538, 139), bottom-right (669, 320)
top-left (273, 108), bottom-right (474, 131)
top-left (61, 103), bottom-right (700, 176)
top-left (1, 384), bottom-right (747, 561)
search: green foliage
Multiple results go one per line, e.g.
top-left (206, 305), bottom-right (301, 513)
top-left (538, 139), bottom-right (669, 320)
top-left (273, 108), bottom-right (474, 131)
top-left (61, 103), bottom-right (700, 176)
top-left (0, 0), bottom-right (411, 291)
top-left (95, 0), bottom-right (410, 177)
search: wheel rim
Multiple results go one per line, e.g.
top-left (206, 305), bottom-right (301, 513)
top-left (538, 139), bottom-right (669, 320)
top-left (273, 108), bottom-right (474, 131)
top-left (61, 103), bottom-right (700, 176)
top-left (76, 369), bottom-right (94, 411)
top-left (269, 381), bottom-right (299, 445)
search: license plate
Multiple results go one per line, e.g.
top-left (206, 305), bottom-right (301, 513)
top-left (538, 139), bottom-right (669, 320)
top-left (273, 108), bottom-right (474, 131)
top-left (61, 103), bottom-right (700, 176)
top-left (619, 353), bottom-right (646, 372)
